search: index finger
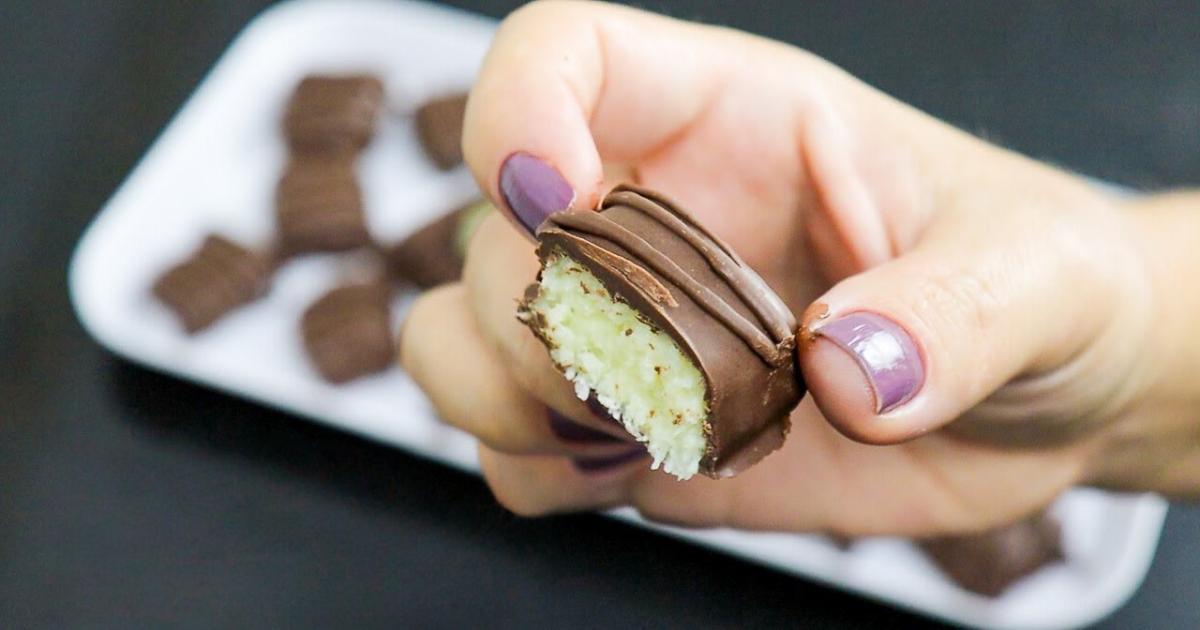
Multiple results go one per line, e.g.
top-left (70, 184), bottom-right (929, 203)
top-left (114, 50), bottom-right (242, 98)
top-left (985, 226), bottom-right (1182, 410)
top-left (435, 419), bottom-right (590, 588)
top-left (463, 0), bottom-right (726, 234)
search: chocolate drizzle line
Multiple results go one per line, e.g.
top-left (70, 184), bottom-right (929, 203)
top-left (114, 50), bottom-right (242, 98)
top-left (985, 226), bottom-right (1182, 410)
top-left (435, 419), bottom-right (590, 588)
top-left (604, 186), bottom-right (795, 344)
top-left (546, 190), bottom-right (794, 368)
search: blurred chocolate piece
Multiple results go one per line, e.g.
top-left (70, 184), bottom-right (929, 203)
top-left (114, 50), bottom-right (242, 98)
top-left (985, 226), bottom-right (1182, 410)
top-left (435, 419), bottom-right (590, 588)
top-left (415, 93), bottom-right (467, 169)
top-left (301, 283), bottom-right (395, 383)
top-left (283, 75), bottom-right (385, 154)
top-left (451, 199), bottom-right (492, 255)
top-left (152, 235), bottom-right (269, 333)
top-left (275, 155), bottom-right (370, 255)
top-left (827, 535), bottom-right (855, 550)
top-left (919, 511), bottom-right (1064, 597)
top-left (385, 199), bottom-right (491, 288)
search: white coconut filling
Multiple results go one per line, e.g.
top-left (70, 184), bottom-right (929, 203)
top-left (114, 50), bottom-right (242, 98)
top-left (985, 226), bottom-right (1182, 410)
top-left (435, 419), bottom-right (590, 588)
top-left (525, 251), bottom-right (709, 480)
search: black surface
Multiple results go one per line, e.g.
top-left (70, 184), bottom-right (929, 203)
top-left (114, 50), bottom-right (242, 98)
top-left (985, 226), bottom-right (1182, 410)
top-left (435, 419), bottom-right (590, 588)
top-left (2, 1), bottom-right (1197, 628)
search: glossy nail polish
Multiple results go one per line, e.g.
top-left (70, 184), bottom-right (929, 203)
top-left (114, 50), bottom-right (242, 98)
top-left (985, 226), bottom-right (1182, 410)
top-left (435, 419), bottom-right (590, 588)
top-left (571, 448), bottom-right (647, 474)
top-left (498, 152), bottom-right (574, 234)
top-left (548, 411), bottom-right (627, 444)
top-left (814, 311), bottom-right (924, 413)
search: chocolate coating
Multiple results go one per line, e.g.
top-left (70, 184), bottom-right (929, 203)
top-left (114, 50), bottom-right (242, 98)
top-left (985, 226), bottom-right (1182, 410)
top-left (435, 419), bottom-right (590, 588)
top-left (152, 235), bottom-right (269, 333)
top-left (919, 511), bottom-right (1064, 597)
top-left (525, 184), bottom-right (804, 478)
top-left (301, 283), bottom-right (395, 384)
top-left (283, 75), bottom-right (385, 154)
top-left (275, 155), bottom-right (370, 255)
top-left (415, 93), bottom-right (467, 170)
top-left (384, 200), bottom-right (490, 288)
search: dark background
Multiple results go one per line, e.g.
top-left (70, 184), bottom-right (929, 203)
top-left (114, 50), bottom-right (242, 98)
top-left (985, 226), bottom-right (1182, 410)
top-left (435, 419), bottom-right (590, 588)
top-left (2, 1), bottom-right (1197, 627)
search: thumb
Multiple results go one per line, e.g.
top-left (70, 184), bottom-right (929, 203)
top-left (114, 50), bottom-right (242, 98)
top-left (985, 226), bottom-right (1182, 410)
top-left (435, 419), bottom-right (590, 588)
top-left (799, 207), bottom-right (1126, 445)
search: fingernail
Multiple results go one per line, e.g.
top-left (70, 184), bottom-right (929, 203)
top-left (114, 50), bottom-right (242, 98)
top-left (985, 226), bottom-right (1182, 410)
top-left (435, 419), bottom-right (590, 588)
top-left (585, 396), bottom-right (626, 430)
top-left (571, 448), bottom-right (647, 474)
top-left (499, 152), bottom-right (574, 234)
top-left (548, 410), bottom-right (627, 444)
top-left (814, 311), bottom-right (924, 413)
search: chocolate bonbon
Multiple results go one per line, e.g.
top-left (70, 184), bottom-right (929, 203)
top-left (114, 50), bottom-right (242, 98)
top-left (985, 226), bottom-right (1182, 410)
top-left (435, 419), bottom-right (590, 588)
top-left (919, 511), bottom-right (1064, 597)
top-left (283, 75), bottom-right (385, 154)
top-left (384, 199), bottom-right (490, 288)
top-left (415, 93), bottom-right (467, 170)
top-left (301, 283), bottom-right (395, 384)
top-left (152, 235), bottom-right (270, 333)
top-left (275, 155), bottom-right (370, 255)
top-left (518, 184), bottom-right (804, 480)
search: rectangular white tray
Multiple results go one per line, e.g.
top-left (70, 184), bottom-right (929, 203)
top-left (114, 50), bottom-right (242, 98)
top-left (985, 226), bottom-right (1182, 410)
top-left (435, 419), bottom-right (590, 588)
top-left (67, 1), bottom-right (1167, 628)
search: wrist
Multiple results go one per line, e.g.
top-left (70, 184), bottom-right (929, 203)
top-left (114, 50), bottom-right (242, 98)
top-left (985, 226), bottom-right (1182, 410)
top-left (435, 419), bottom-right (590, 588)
top-left (1125, 192), bottom-right (1200, 401)
top-left (1085, 191), bottom-right (1200, 496)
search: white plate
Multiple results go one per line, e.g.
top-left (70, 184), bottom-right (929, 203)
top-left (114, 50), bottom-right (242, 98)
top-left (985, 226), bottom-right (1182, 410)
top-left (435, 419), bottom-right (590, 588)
top-left (67, 1), bottom-right (1167, 628)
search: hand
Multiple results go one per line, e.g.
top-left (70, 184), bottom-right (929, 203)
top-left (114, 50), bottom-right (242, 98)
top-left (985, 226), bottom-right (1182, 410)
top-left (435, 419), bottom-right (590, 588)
top-left (401, 1), bottom-right (1185, 536)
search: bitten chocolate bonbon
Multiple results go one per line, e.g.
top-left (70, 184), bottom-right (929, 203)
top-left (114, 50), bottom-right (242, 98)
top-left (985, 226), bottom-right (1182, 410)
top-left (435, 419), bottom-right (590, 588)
top-left (283, 75), bottom-right (385, 154)
top-left (919, 511), bottom-right (1064, 597)
top-left (518, 184), bottom-right (804, 480)
top-left (275, 155), bottom-right (370, 255)
top-left (415, 93), bottom-right (467, 170)
top-left (153, 235), bottom-right (270, 333)
top-left (301, 283), bottom-right (396, 384)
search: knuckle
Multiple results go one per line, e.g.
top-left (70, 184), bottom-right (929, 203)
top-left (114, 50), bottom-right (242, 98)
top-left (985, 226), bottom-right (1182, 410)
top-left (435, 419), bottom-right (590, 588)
top-left (907, 268), bottom-right (1005, 337)
top-left (631, 501), bottom-right (695, 529)
top-left (397, 290), bottom-right (442, 378)
top-left (628, 480), bottom-right (720, 529)
top-left (504, 335), bottom-right (552, 393)
top-left (481, 469), bottom-right (554, 518)
top-left (500, 0), bottom-right (580, 34)
top-left (471, 421), bottom-right (514, 452)
top-left (400, 285), bottom-right (464, 366)
top-left (1046, 212), bottom-right (1129, 300)
top-left (474, 417), bottom-right (538, 455)
top-left (439, 374), bottom-right (547, 456)
top-left (500, 497), bottom-right (554, 518)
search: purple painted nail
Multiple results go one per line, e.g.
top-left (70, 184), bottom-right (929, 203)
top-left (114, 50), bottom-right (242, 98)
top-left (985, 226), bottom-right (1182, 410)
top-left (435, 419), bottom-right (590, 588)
top-left (584, 396), bottom-right (626, 430)
top-left (571, 448), bottom-right (647, 474)
top-left (498, 152), bottom-right (574, 234)
top-left (548, 411), bottom-right (627, 444)
top-left (815, 311), bottom-right (924, 413)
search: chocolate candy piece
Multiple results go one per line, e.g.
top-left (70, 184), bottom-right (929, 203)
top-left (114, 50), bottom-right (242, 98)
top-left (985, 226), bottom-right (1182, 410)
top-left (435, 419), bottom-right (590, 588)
top-left (152, 235), bottom-right (269, 333)
top-left (415, 93), bottom-right (467, 170)
top-left (919, 511), bottom-right (1064, 597)
top-left (283, 75), bottom-right (385, 154)
top-left (827, 535), bottom-right (855, 550)
top-left (301, 283), bottom-right (395, 384)
top-left (275, 155), bottom-right (370, 255)
top-left (384, 199), bottom-right (491, 288)
top-left (518, 184), bottom-right (804, 480)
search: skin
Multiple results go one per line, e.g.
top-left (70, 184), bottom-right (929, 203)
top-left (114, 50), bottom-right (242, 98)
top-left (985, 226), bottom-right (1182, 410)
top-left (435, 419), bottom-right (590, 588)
top-left (400, 1), bottom-right (1200, 537)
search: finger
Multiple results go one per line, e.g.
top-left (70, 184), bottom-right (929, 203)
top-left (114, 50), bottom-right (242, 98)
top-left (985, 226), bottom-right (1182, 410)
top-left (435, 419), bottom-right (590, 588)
top-left (463, 211), bottom-right (636, 443)
top-left (463, 0), bottom-right (727, 235)
top-left (400, 283), bottom-right (634, 456)
top-left (623, 403), bottom-right (838, 532)
top-left (800, 187), bottom-right (1136, 445)
top-left (477, 443), bottom-right (644, 517)
top-left (465, 0), bottom-right (916, 278)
